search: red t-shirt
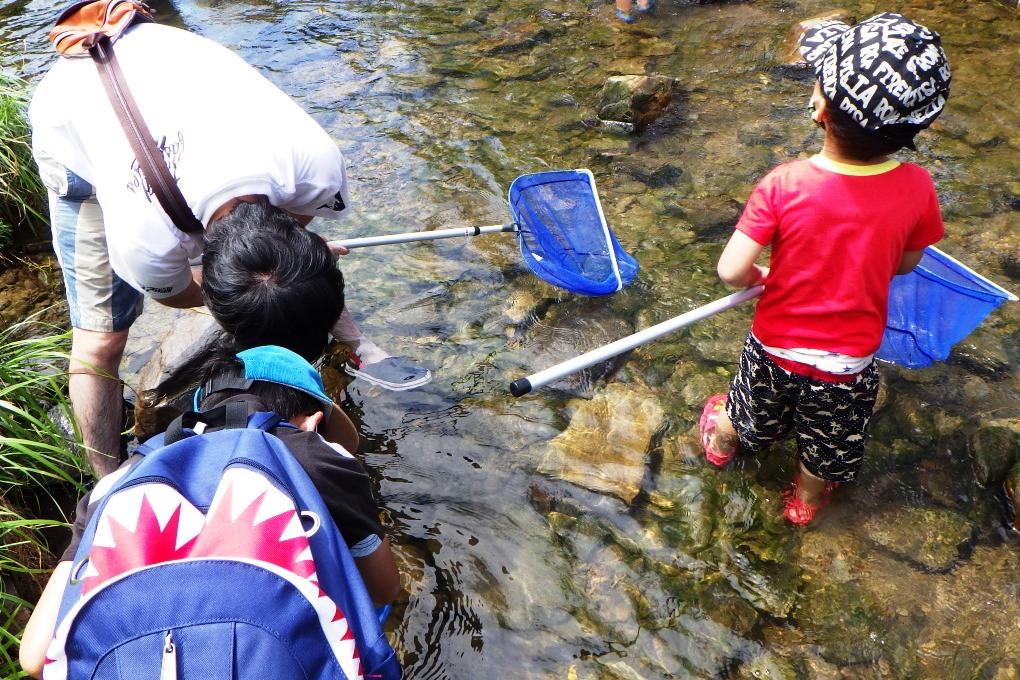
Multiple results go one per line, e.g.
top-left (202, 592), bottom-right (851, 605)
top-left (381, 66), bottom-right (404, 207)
top-left (736, 156), bottom-right (944, 356)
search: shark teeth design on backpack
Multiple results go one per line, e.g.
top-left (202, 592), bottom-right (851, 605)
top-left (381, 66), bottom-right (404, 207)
top-left (43, 412), bottom-right (400, 680)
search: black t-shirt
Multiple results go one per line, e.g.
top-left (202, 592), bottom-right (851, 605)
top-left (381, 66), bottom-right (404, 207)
top-left (61, 393), bottom-right (385, 562)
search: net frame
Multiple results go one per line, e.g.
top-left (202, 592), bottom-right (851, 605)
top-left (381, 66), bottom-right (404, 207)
top-left (508, 169), bottom-right (638, 296)
top-left (877, 246), bottom-right (1017, 368)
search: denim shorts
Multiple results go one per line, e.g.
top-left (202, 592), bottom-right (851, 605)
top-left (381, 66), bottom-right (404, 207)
top-left (35, 148), bottom-right (143, 332)
top-left (725, 333), bottom-right (880, 483)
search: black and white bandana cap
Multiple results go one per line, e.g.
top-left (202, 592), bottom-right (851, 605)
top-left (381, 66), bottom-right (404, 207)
top-left (799, 13), bottom-right (951, 139)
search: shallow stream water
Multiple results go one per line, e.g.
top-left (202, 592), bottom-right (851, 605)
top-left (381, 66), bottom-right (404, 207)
top-left (3, 0), bottom-right (1020, 677)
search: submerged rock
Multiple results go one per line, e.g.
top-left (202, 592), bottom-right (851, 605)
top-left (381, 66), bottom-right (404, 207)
top-left (1007, 462), bottom-right (1020, 532)
top-left (795, 580), bottom-right (893, 665)
top-left (717, 542), bottom-right (801, 619)
top-left (595, 75), bottom-right (676, 134)
top-left (538, 383), bottom-right (665, 502)
top-left (778, 10), bottom-right (855, 70)
top-left (861, 506), bottom-right (977, 573)
top-left (735, 652), bottom-right (798, 680)
top-left (949, 327), bottom-right (1014, 377)
top-left (517, 307), bottom-right (634, 396)
top-left (477, 20), bottom-right (562, 55)
top-left (969, 425), bottom-right (1020, 486)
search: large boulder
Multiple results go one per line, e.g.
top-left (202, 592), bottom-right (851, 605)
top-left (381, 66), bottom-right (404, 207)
top-left (539, 383), bottom-right (665, 502)
top-left (129, 305), bottom-right (220, 436)
top-left (595, 75), bottom-right (676, 134)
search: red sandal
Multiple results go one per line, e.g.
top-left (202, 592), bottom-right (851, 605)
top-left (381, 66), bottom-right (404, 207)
top-left (699, 393), bottom-right (735, 467)
top-left (782, 473), bottom-right (839, 526)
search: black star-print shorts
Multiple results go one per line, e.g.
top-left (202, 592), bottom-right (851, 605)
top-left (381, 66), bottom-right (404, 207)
top-left (724, 333), bottom-right (880, 483)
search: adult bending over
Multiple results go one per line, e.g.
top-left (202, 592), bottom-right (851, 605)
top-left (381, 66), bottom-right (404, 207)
top-left (29, 19), bottom-right (421, 477)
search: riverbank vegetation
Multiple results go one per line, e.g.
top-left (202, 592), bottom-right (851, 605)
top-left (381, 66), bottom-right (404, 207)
top-left (0, 71), bottom-right (46, 251)
top-left (0, 319), bottom-right (88, 676)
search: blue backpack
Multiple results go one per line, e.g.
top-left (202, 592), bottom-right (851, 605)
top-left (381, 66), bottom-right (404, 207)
top-left (45, 404), bottom-right (401, 680)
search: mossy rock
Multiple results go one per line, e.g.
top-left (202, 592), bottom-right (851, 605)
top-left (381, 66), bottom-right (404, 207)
top-left (868, 396), bottom-right (939, 452)
top-left (693, 579), bottom-right (761, 638)
top-left (969, 425), bottom-right (1020, 486)
top-left (861, 506), bottom-right (977, 573)
top-left (735, 652), bottom-right (798, 680)
top-left (794, 581), bottom-right (892, 665)
top-left (678, 370), bottom-right (731, 414)
top-left (717, 541), bottom-right (802, 619)
top-left (649, 473), bottom-right (719, 555)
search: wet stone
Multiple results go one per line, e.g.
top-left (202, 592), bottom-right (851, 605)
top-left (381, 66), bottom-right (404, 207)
top-left (614, 162), bottom-right (685, 189)
top-left (672, 195), bottom-right (743, 239)
top-left (649, 474), bottom-right (719, 554)
top-left (595, 75), bottom-right (676, 134)
top-left (574, 544), bottom-right (641, 642)
top-left (679, 370), bottom-right (730, 414)
top-left (539, 383), bottom-right (665, 503)
top-left (477, 20), bottom-right (562, 55)
top-left (688, 312), bottom-right (748, 365)
top-left (949, 327), bottom-right (1013, 377)
top-left (517, 309), bottom-right (634, 396)
top-left (129, 307), bottom-right (220, 436)
top-left (717, 542), bottom-right (801, 619)
top-left (861, 506), bottom-right (977, 573)
top-left (794, 581), bottom-right (893, 665)
top-left (546, 93), bottom-right (578, 108)
top-left (968, 425), bottom-right (1020, 486)
top-left (1007, 463), bottom-right (1020, 532)
top-left (735, 652), bottom-right (798, 680)
top-left (502, 289), bottom-right (549, 325)
top-left (868, 395), bottom-right (938, 451)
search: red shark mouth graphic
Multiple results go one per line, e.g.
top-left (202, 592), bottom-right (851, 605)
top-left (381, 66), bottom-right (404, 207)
top-left (45, 468), bottom-right (362, 680)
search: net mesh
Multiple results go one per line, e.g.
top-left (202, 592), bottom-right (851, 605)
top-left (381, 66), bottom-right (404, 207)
top-left (877, 248), bottom-right (1012, 368)
top-left (509, 170), bottom-right (638, 296)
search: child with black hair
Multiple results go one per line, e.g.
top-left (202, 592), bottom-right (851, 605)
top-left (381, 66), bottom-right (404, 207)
top-left (19, 345), bottom-right (399, 677)
top-left (700, 13), bottom-right (951, 525)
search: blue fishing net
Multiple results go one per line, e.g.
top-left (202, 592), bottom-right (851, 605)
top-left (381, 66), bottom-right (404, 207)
top-left (877, 247), bottom-right (1014, 368)
top-left (508, 169), bottom-right (638, 296)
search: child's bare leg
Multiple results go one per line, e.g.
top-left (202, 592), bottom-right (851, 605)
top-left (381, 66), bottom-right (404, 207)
top-left (797, 462), bottom-right (829, 505)
top-left (616, 0), bottom-right (632, 15)
top-left (711, 406), bottom-right (739, 457)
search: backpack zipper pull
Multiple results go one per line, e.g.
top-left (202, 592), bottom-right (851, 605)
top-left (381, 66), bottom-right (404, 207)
top-left (160, 631), bottom-right (177, 680)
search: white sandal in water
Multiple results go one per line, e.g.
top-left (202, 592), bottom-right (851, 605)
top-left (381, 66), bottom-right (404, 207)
top-left (344, 355), bottom-right (432, 391)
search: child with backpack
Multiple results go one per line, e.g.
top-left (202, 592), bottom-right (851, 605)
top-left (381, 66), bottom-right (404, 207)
top-left (20, 345), bottom-right (400, 679)
top-left (700, 13), bottom-right (951, 526)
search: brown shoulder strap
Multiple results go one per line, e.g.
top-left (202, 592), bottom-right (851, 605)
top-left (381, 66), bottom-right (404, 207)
top-left (89, 35), bottom-right (205, 234)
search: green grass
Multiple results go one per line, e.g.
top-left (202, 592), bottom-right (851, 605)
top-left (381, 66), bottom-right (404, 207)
top-left (0, 320), bottom-right (86, 494)
top-left (0, 71), bottom-right (47, 251)
top-left (0, 319), bottom-right (88, 679)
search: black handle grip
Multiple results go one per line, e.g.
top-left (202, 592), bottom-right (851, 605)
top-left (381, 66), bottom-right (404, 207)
top-left (509, 377), bottom-right (533, 397)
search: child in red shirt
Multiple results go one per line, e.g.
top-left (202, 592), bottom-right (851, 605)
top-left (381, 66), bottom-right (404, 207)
top-left (700, 13), bottom-right (951, 525)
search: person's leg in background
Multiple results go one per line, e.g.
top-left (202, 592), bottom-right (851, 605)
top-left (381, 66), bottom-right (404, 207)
top-left (38, 149), bottom-right (143, 477)
top-left (68, 328), bottom-right (129, 476)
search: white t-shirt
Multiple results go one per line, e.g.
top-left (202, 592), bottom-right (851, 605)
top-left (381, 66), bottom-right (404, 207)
top-left (29, 23), bottom-right (349, 299)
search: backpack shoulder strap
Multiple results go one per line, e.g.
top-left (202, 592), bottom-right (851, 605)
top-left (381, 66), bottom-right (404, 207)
top-left (164, 400), bottom-right (249, 445)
